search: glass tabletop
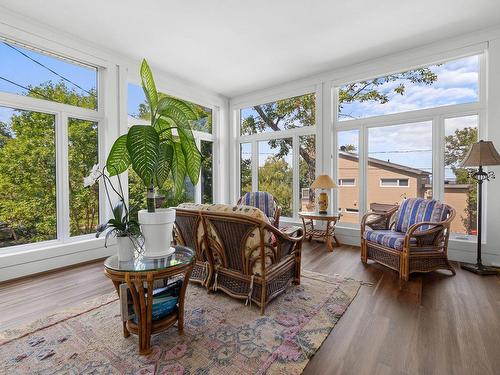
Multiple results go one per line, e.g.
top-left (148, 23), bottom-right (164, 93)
top-left (104, 245), bottom-right (194, 272)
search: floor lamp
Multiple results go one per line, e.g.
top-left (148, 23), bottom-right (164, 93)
top-left (460, 140), bottom-right (500, 275)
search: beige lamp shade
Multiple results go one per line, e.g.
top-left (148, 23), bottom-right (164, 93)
top-left (461, 140), bottom-right (500, 167)
top-left (311, 174), bottom-right (336, 189)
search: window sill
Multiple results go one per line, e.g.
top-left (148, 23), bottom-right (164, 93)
top-left (0, 236), bottom-right (112, 269)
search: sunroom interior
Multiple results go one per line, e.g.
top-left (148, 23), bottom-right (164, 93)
top-left (0, 1), bottom-right (499, 374)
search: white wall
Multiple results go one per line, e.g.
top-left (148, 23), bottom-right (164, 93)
top-left (229, 26), bottom-right (500, 266)
top-left (0, 8), bottom-right (230, 282)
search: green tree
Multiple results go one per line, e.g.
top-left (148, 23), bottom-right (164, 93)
top-left (258, 157), bottom-right (293, 216)
top-left (0, 82), bottom-right (98, 246)
top-left (445, 127), bottom-right (478, 234)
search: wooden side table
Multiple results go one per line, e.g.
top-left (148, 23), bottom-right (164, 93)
top-left (298, 211), bottom-right (341, 252)
top-left (104, 245), bottom-right (194, 355)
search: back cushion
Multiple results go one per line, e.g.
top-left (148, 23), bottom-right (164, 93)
top-left (239, 192), bottom-right (276, 219)
top-left (393, 198), bottom-right (449, 233)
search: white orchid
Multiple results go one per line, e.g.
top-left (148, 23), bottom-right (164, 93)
top-left (83, 164), bottom-right (101, 187)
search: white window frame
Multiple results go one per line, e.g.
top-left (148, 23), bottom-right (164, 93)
top-left (332, 50), bottom-right (487, 241)
top-left (338, 178), bottom-right (356, 186)
top-left (380, 178), bottom-right (410, 187)
top-left (233, 85), bottom-right (321, 220)
top-left (0, 38), bottom-right (107, 253)
top-left (125, 81), bottom-right (219, 205)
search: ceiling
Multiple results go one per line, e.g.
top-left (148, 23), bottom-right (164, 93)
top-left (2, 0), bottom-right (500, 98)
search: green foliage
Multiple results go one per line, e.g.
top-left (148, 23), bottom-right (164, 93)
top-left (107, 59), bottom-right (202, 207)
top-left (445, 126), bottom-right (478, 234)
top-left (258, 157), bottom-right (293, 216)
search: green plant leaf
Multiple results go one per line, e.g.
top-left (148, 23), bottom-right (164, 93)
top-left (140, 59), bottom-right (158, 114)
top-left (172, 141), bottom-right (186, 197)
top-left (126, 125), bottom-right (160, 186)
top-left (157, 96), bottom-right (198, 121)
top-left (156, 141), bottom-right (174, 188)
top-left (112, 200), bottom-right (124, 221)
top-left (106, 134), bottom-right (131, 176)
top-left (177, 125), bottom-right (201, 184)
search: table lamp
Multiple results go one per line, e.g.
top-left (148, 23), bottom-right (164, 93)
top-left (460, 140), bottom-right (500, 275)
top-left (311, 175), bottom-right (336, 214)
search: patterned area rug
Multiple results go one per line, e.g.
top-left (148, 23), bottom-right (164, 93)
top-left (0, 270), bottom-right (361, 375)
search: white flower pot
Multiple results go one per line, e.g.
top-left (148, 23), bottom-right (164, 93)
top-left (116, 236), bottom-right (134, 261)
top-left (138, 208), bottom-right (176, 257)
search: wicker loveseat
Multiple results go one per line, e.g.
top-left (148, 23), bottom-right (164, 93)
top-left (174, 203), bottom-right (303, 314)
top-left (237, 191), bottom-right (282, 228)
top-left (360, 198), bottom-right (456, 281)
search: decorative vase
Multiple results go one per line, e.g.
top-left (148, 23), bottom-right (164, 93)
top-left (116, 236), bottom-right (134, 261)
top-left (138, 208), bottom-right (176, 257)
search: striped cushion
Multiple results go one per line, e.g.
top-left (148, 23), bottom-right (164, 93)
top-left (393, 198), bottom-right (449, 233)
top-left (363, 229), bottom-right (416, 251)
top-left (238, 191), bottom-right (276, 219)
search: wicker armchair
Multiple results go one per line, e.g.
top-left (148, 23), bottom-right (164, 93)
top-left (237, 191), bottom-right (282, 228)
top-left (174, 208), bottom-right (213, 289)
top-left (360, 198), bottom-right (456, 281)
top-left (174, 203), bottom-right (303, 314)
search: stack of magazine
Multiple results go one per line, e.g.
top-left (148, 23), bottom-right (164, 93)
top-left (119, 279), bottom-right (182, 323)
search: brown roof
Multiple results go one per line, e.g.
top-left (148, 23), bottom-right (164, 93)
top-left (339, 151), bottom-right (431, 176)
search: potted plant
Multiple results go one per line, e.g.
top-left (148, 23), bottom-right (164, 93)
top-left (106, 59), bottom-right (201, 257)
top-left (84, 165), bottom-right (142, 261)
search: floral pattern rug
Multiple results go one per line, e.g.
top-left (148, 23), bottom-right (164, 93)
top-left (0, 270), bottom-right (361, 375)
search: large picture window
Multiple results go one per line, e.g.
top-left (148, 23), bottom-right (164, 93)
top-left (335, 53), bottom-right (483, 239)
top-left (337, 130), bottom-right (360, 223)
top-left (0, 40), bottom-right (101, 250)
top-left (238, 92), bottom-right (317, 219)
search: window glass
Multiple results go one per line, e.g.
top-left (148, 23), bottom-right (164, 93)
top-left (337, 130), bottom-right (360, 223)
top-left (240, 143), bottom-right (252, 196)
top-left (258, 139), bottom-right (293, 216)
top-left (127, 83), bottom-right (212, 133)
top-left (240, 93), bottom-right (315, 135)
top-left (0, 41), bottom-right (97, 110)
top-left (201, 141), bottom-right (213, 204)
top-left (299, 135), bottom-right (316, 212)
top-left (338, 56), bottom-right (479, 121)
top-left (68, 118), bottom-right (99, 236)
top-left (0, 107), bottom-right (56, 247)
top-left (367, 122), bottom-right (432, 209)
top-left (444, 115), bottom-right (478, 237)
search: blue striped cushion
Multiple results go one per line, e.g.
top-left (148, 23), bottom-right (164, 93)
top-left (239, 191), bottom-right (276, 219)
top-left (363, 229), bottom-right (416, 251)
top-left (393, 198), bottom-right (449, 233)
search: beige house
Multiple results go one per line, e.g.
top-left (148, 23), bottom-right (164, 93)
top-left (303, 152), bottom-right (472, 234)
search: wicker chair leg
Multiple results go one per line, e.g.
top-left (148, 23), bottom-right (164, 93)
top-left (360, 239), bottom-right (368, 264)
top-left (445, 259), bottom-right (456, 275)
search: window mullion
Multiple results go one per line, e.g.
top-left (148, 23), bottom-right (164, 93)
top-left (195, 138), bottom-right (202, 204)
top-left (57, 113), bottom-right (70, 242)
top-left (292, 135), bottom-right (299, 219)
top-left (433, 116), bottom-right (444, 201)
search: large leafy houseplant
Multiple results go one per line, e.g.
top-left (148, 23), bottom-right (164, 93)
top-left (106, 59), bottom-right (202, 211)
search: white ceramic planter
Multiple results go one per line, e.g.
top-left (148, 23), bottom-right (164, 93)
top-left (116, 236), bottom-right (134, 261)
top-left (138, 208), bottom-right (176, 257)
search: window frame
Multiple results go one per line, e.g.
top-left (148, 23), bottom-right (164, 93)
top-left (234, 85), bottom-right (321, 220)
top-left (338, 178), bottom-right (356, 187)
top-left (332, 51), bottom-right (487, 240)
top-left (380, 178), bottom-right (410, 188)
top-left (0, 40), bottom-right (106, 253)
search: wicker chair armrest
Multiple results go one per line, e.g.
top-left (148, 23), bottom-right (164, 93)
top-left (361, 211), bottom-right (393, 234)
top-left (406, 221), bottom-right (446, 237)
top-left (274, 205), bottom-right (282, 229)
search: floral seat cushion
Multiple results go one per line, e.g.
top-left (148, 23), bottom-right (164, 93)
top-left (363, 229), bottom-right (416, 251)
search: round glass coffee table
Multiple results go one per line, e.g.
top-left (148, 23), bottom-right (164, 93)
top-left (104, 245), bottom-right (194, 355)
top-left (298, 211), bottom-right (341, 252)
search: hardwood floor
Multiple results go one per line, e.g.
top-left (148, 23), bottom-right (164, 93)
top-left (1, 242), bottom-right (499, 375)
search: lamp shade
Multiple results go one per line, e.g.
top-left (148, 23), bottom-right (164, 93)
top-left (311, 174), bottom-right (336, 189)
top-left (461, 140), bottom-right (500, 167)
